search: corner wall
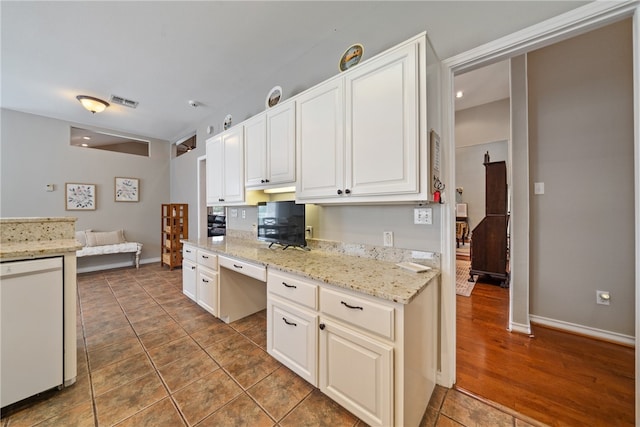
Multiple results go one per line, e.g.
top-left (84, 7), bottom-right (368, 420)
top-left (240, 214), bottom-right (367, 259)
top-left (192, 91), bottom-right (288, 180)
top-left (0, 109), bottom-right (171, 270)
top-left (527, 19), bottom-right (634, 337)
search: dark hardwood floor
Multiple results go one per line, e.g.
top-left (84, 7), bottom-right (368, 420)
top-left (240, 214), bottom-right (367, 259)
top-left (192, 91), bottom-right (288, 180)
top-left (455, 269), bottom-right (635, 426)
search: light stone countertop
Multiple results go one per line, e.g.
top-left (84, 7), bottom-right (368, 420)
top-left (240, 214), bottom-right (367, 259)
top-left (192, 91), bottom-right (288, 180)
top-left (0, 239), bottom-right (82, 260)
top-left (183, 236), bottom-right (439, 305)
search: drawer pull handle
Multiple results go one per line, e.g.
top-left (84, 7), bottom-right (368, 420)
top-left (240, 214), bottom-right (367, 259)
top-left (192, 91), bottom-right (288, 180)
top-left (282, 317), bottom-right (297, 327)
top-left (201, 255), bottom-right (209, 259)
top-left (341, 301), bottom-right (363, 310)
top-left (233, 264), bottom-right (243, 269)
top-left (202, 278), bottom-right (209, 283)
top-left (185, 249), bottom-right (192, 253)
top-left (282, 282), bottom-right (297, 289)
top-left (191, 266), bottom-right (196, 270)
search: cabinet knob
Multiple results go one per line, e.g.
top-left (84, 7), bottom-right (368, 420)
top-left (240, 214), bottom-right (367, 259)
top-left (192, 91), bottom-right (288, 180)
top-left (261, 179), bottom-right (265, 183)
top-left (337, 189), bottom-right (343, 195)
top-left (265, 179), bottom-right (270, 183)
top-left (319, 323), bottom-right (325, 330)
top-left (345, 189), bottom-right (351, 194)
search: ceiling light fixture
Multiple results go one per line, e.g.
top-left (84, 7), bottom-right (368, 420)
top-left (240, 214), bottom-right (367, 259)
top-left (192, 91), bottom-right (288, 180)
top-left (456, 91), bottom-right (464, 99)
top-left (76, 95), bottom-right (109, 114)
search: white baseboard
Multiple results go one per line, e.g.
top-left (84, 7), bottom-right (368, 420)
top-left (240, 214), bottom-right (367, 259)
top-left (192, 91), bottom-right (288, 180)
top-left (77, 257), bottom-right (161, 274)
top-left (508, 321), bottom-right (532, 335)
top-left (529, 315), bottom-right (635, 346)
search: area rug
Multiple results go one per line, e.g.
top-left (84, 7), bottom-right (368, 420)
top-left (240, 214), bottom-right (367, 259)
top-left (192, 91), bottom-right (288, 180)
top-left (456, 259), bottom-right (475, 297)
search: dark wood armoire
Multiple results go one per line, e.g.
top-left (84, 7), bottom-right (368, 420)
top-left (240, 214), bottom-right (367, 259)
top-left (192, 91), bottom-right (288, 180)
top-left (469, 159), bottom-right (509, 287)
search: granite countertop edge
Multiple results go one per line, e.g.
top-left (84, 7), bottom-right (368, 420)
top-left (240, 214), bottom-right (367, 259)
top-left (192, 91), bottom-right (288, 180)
top-left (183, 237), bottom-right (439, 305)
top-left (0, 239), bottom-right (83, 259)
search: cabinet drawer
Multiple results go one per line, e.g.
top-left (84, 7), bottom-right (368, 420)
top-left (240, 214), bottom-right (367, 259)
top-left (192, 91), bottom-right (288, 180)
top-left (197, 249), bottom-right (218, 270)
top-left (219, 256), bottom-right (266, 281)
top-left (267, 271), bottom-right (317, 310)
top-left (182, 245), bottom-right (197, 262)
top-left (320, 287), bottom-right (394, 340)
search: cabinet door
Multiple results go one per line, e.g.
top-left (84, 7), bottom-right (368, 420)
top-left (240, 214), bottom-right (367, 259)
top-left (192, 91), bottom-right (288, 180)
top-left (267, 102), bottom-right (296, 185)
top-left (267, 297), bottom-right (317, 386)
top-left (245, 114), bottom-right (268, 187)
top-left (345, 43), bottom-right (419, 197)
top-left (182, 259), bottom-right (197, 302)
top-left (296, 79), bottom-right (345, 200)
top-left (221, 127), bottom-right (245, 203)
top-left (206, 135), bottom-right (224, 205)
top-left (319, 319), bottom-right (393, 427)
top-left (197, 267), bottom-right (218, 316)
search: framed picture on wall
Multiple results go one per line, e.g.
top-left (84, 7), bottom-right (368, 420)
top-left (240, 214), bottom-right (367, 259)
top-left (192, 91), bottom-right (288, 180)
top-left (114, 177), bottom-right (139, 202)
top-left (65, 183), bottom-right (96, 210)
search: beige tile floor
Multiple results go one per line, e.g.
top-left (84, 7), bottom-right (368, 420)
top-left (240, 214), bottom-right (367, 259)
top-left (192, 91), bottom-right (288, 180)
top-left (1, 264), bottom-right (544, 426)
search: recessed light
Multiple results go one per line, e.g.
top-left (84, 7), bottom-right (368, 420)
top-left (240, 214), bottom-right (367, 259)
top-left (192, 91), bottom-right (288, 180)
top-left (82, 136), bottom-right (91, 140)
top-left (81, 143), bottom-right (89, 147)
top-left (456, 91), bottom-right (464, 99)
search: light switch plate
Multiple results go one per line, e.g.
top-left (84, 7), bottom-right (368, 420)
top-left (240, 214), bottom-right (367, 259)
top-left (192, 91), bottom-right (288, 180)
top-left (534, 182), bottom-right (545, 195)
top-left (414, 208), bottom-right (432, 225)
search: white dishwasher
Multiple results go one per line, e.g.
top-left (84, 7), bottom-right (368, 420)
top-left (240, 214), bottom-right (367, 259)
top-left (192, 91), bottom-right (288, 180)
top-left (1, 257), bottom-right (64, 407)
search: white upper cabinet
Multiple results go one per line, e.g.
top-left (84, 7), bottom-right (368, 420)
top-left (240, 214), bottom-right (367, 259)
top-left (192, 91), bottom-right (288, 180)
top-left (346, 42), bottom-right (419, 197)
top-left (296, 79), bottom-right (345, 199)
top-left (245, 102), bottom-right (296, 189)
top-left (296, 34), bottom-right (427, 204)
top-left (206, 126), bottom-right (245, 206)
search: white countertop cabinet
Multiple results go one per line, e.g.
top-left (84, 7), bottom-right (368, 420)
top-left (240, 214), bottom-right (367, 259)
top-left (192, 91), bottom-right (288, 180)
top-left (183, 236), bottom-right (439, 426)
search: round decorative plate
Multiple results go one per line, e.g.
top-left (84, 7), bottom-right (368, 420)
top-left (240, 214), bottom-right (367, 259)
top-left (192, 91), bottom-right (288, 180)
top-left (266, 86), bottom-right (283, 109)
top-left (223, 114), bottom-right (232, 130)
top-left (339, 43), bottom-right (364, 72)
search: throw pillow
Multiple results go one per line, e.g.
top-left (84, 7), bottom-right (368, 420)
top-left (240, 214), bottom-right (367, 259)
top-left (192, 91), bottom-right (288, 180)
top-left (85, 230), bottom-right (126, 247)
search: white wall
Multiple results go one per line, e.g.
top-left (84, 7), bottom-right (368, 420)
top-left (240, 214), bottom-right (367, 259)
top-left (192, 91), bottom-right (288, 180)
top-left (0, 109), bottom-right (171, 270)
top-left (527, 19), bottom-right (634, 336)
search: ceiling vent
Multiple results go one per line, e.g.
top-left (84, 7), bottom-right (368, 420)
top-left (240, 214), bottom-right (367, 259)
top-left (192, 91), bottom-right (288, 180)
top-left (110, 95), bottom-right (139, 109)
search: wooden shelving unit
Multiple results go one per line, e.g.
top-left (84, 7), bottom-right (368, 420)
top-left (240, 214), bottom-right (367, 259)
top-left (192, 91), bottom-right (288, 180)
top-left (161, 203), bottom-right (188, 270)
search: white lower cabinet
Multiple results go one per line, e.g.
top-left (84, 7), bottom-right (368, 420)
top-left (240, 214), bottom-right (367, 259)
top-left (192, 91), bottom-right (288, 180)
top-left (182, 244), bottom-right (219, 314)
top-left (319, 319), bottom-right (393, 427)
top-left (266, 268), bottom-right (438, 427)
top-left (197, 267), bottom-right (218, 316)
top-left (182, 244), bottom-right (197, 301)
top-left (267, 297), bottom-right (317, 386)
top-left (182, 259), bottom-right (197, 301)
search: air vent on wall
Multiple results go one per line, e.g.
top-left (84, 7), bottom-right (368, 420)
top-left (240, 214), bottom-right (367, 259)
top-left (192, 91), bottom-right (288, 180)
top-left (110, 95), bottom-right (139, 109)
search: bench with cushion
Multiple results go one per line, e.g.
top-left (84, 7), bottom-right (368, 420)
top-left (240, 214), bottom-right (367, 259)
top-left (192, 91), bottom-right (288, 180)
top-left (76, 229), bottom-right (142, 269)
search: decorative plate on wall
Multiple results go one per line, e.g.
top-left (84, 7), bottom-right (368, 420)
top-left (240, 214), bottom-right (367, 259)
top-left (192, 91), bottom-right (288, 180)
top-left (223, 114), bottom-right (232, 131)
top-left (339, 43), bottom-right (364, 72)
top-left (266, 86), bottom-right (283, 108)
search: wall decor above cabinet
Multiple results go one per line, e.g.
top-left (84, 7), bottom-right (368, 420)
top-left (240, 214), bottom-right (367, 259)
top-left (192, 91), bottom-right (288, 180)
top-left (266, 86), bottom-right (283, 108)
top-left (339, 43), bottom-right (364, 72)
top-left (223, 114), bottom-right (232, 131)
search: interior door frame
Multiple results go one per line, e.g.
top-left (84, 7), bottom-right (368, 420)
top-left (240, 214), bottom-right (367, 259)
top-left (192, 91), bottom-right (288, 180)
top-left (438, 2), bottom-right (640, 418)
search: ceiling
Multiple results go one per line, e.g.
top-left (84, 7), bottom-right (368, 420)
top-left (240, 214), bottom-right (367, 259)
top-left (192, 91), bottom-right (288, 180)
top-left (1, 1), bottom-right (588, 143)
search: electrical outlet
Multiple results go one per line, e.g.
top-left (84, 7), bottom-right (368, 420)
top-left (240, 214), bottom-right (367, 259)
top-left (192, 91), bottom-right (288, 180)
top-left (305, 226), bottom-right (313, 238)
top-left (230, 209), bottom-right (238, 218)
top-left (414, 208), bottom-right (433, 225)
top-left (241, 209), bottom-right (246, 219)
top-left (596, 290), bottom-right (610, 306)
top-left (383, 231), bottom-right (394, 247)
